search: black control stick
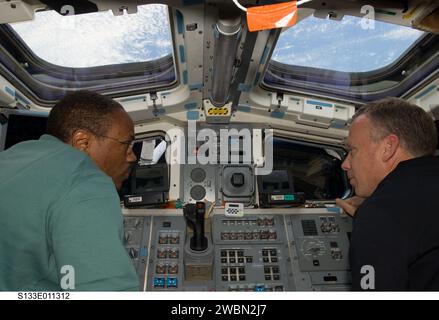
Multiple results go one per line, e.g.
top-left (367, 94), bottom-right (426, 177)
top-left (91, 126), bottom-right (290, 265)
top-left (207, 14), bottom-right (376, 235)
top-left (183, 202), bottom-right (208, 251)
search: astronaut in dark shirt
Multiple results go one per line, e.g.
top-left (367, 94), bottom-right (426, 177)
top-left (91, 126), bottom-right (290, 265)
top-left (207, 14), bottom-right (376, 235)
top-left (336, 97), bottom-right (439, 290)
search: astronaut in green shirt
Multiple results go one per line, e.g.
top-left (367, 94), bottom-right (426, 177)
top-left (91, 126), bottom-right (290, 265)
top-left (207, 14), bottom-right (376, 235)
top-left (0, 91), bottom-right (140, 291)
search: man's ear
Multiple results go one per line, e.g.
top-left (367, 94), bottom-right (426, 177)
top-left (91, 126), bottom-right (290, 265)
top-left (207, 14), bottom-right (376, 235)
top-left (71, 130), bottom-right (92, 153)
top-left (382, 134), bottom-right (400, 162)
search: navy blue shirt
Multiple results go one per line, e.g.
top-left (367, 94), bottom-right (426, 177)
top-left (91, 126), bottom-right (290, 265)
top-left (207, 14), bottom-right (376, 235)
top-left (350, 156), bottom-right (439, 290)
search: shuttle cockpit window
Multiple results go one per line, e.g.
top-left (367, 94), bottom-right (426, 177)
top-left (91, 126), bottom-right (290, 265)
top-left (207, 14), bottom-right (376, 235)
top-left (264, 13), bottom-right (437, 102)
top-left (0, 4), bottom-right (175, 103)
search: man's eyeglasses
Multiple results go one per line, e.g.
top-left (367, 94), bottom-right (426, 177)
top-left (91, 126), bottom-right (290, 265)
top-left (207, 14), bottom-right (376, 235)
top-left (96, 134), bottom-right (135, 150)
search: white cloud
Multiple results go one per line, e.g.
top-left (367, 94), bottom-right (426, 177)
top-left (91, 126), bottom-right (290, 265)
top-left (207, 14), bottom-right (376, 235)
top-left (10, 4), bottom-right (172, 68)
top-left (272, 15), bottom-right (425, 72)
top-left (380, 27), bottom-right (424, 41)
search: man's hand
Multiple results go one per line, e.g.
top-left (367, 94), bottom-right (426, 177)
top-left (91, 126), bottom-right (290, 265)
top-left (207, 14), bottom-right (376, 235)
top-left (335, 196), bottom-right (366, 217)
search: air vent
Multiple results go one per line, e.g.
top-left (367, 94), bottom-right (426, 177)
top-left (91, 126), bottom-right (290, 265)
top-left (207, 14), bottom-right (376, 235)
top-left (301, 219), bottom-right (318, 236)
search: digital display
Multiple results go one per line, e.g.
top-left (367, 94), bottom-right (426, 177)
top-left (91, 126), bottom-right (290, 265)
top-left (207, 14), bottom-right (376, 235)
top-left (135, 168), bottom-right (164, 191)
top-left (130, 163), bottom-right (169, 195)
top-left (259, 169), bottom-right (292, 194)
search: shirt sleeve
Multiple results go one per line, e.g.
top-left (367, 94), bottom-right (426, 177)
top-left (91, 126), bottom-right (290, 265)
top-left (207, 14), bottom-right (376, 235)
top-left (48, 180), bottom-right (140, 291)
top-left (350, 201), bottom-right (409, 291)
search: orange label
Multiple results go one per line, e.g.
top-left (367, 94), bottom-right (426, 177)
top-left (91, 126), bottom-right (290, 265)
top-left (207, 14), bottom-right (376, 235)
top-left (247, 1), bottom-right (298, 32)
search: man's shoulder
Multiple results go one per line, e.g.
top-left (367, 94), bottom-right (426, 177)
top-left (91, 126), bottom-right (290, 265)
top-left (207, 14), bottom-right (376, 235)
top-left (392, 156), bottom-right (439, 180)
top-left (355, 191), bottom-right (401, 225)
top-left (49, 166), bottom-right (119, 221)
top-left (1, 135), bottom-right (115, 198)
top-left (0, 134), bottom-right (88, 169)
top-left (68, 171), bottom-right (117, 201)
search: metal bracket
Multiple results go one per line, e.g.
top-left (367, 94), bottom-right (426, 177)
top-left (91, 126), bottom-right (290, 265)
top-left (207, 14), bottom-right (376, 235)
top-left (146, 92), bottom-right (164, 117)
top-left (270, 92), bottom-right (289, 112)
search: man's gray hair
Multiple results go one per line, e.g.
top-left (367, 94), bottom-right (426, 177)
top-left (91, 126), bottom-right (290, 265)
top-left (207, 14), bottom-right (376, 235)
top-left (353, 97), bottom-right (437, 157)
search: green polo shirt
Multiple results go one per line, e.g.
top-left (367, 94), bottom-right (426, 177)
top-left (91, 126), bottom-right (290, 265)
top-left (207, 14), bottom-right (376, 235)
top-left (0, 134), bottom-right (139, 291)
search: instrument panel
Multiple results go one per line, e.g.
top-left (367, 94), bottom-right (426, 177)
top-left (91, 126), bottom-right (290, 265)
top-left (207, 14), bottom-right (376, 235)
top-left (123, 212), bottom-right (352, 291)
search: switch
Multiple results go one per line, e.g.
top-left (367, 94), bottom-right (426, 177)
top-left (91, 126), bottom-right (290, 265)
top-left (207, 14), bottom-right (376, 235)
top-left (158, 234), bottom-right (168, 244)
top-left (155, 263), bottom-right (166, 274)
top-left (170, 234), bottom-right (180, 244)
top-left (124, 231), bottom-right (132, 245)
top-left (168, 263), bottom-right (178, 274)
top-left (166, 277), bottom-right (178, 288)
top-left (134, 218), bottom-right (142, 229)
top-left (330, 241), bottom-right (339, 248)
top-left (162, 221), bottom-right (171, 228)
top-left (157, 249), bottom-right (167, 259)
top-left (153, 277), bottom-right (165, 288)
top-left (169, 249), bottom-right (179, 259)
top-left (129, 247), bottom-right (138, 259)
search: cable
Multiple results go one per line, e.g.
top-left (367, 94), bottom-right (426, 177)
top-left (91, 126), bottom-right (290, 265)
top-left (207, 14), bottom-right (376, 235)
top-left (205, 200), bottom-right (215, 219)
top-left (232, 0), bottom-right (247, 12)
top-left (297, 0), bottom-right (314, 5)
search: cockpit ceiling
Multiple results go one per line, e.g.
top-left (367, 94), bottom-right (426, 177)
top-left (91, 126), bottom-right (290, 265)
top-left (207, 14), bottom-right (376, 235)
top-left (2, 1), bottom-right (438, 31)
top-left (0, 0), bottom-right (437, 107)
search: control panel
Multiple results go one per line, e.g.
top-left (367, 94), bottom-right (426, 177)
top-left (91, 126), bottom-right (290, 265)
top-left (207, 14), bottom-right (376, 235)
top-left (123, 216), bottom-right (151, 288)
top-left (123, 212), bottom-right (352, 291)
top-left (213, 215), bottom-right (293, 291)
top-left (288, 214), bottom-right (352, 291)
top-left (147, 216), bottom-right (186, 290)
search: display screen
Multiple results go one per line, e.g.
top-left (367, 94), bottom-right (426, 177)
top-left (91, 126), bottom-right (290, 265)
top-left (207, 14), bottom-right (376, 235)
top-left (135, 167), bottom-right (165, 192)
top-left (259, 169), bottom-right (292, 194)
top-left (130, 163), bottom-right (169, 194)
top-left (271, 138), bottom-right (346, 200)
